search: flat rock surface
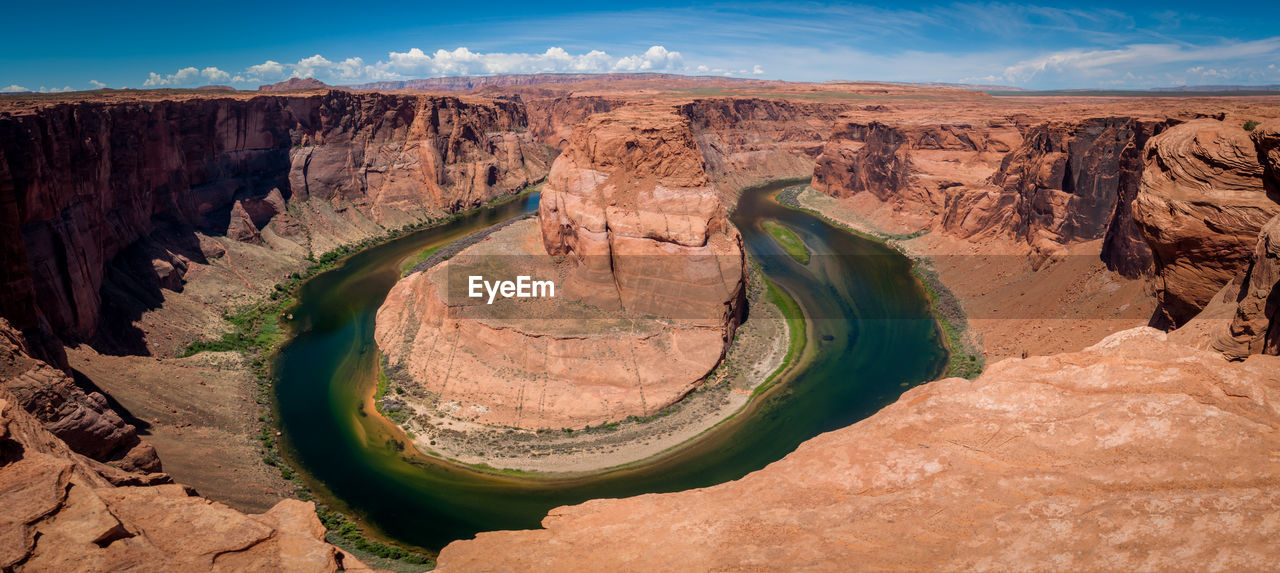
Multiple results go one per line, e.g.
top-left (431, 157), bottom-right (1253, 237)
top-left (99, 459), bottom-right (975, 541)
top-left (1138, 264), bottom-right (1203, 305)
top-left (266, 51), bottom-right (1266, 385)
top-left (438, 327), bottom-right (1280, 572)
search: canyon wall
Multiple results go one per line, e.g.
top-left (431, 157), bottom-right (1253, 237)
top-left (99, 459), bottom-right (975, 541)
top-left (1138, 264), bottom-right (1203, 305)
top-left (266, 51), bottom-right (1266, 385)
top-left (679, 98), bottom-right (849, 189)
top-left (437, 327), bottom-right (1280, 571)
top-left (0, 320), bottom-right (160, 474)
top-left (0, 92), bottom-right (552, 352)
top-left (813, 115), bottom-right (1168, 276)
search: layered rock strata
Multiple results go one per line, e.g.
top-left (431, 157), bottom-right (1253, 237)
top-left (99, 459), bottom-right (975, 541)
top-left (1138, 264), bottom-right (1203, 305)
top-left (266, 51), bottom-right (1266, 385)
top-left (1134, 119), bottom-right (1279, 327)
top-left (0, 321), bottom-right (161, 474)
top-left (1213, 214), bottom-right (1280, 358)
top-left (437, 327), bottom-right (1280, 571)
top-left (376, 107), bottom-right (745, 430)
top-left (0, 92), bottom-right (552, 348)
top-left (813, 116), bottom-right (1168, 275)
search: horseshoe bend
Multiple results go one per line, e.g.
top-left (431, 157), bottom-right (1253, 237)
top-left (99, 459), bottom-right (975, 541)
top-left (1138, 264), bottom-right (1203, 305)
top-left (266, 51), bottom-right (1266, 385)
top-left (5, 7), bottom-right (1280, 571)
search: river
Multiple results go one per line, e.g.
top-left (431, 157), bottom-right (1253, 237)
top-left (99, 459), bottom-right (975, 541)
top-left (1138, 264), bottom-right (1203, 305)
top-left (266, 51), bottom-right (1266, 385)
top-left (273, 180), bottom-right (947, 551)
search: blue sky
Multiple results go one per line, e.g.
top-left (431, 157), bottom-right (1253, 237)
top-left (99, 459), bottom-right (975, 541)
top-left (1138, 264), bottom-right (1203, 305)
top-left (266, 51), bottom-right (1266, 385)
top-left (4, 1), bottom-right (1279, 92)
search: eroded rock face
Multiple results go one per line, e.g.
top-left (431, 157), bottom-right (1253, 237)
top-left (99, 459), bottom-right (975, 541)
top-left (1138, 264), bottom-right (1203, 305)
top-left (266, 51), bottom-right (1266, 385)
top-left (0, 92), bottom-right (552, 346)
top-left (538, 107), bottom-right (746, 326)
top-left (813, 119), bottom-right (1019, 225)
top-left (0, 383), bottom-right (359, 572)
top-left (376, 107), bottom-right (745, 430)
top-left (813, 117), bottom-right (1166, 275)
top-left (1134, 119), bottom-right (1279, 327)
top-left (0, 321), bottom-right (161, 474)
top-left (679, 98), bottom-right (849, 189)
top-left (437, 327), bottom-right (1280, 572)
top-left (1213, 214), bottom-right (1280, 358)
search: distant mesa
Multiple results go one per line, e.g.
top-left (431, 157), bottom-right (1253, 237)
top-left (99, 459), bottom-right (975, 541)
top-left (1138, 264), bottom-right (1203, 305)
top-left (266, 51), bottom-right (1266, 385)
top-left (257, 77), bottom-right (329, 92)
top-left (194, 84), bottom-right (236, 91)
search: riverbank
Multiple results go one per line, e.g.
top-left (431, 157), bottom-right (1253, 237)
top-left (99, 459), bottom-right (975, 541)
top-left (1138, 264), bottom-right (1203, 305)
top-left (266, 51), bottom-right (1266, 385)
top-left (374, 257), bottom-right (800, 475)
top-left (133, 185), bottom-right (546, 570)
top-left (776, 184), bottom-right (983, 379)
top-left (785, 185), bottom-right (1154, 366)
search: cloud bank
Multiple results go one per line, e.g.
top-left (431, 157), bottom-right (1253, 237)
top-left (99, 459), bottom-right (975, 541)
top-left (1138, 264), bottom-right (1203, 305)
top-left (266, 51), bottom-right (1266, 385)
top-left (139, 45), bottom-right (760, 89)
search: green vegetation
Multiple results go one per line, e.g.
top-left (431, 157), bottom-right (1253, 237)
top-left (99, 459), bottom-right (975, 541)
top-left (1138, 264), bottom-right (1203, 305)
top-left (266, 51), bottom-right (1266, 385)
top-left (752, 277), bottom-right (806, 397)
top-left (1244, 120), bottom-right (1261, 131)
top-left (178, 301), bottom-right (286, 357)
top-left (761, 220), bottom-right (811, 264)
top-left (912, 263), bottom-right (983, 379)
top-left (316, 507), bottom-right (434, 570)
top-left (400, 244), bottom-right (443, 276)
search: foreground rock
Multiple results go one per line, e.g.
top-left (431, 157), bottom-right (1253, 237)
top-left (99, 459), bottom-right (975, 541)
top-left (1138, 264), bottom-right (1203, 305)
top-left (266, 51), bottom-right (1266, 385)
top-left (0, 321), bottom-right (161, 475)
top-left (376, 107), bottom-right (745, 430)
top-left (438, 327), bottom-right (1280, 571)
top-left (0, 383), bottom-right (362, 572)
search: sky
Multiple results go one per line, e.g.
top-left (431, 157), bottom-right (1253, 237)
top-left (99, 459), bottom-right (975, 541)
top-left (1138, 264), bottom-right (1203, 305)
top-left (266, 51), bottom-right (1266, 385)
top-left (3, 1), bottom-right (1279, 92)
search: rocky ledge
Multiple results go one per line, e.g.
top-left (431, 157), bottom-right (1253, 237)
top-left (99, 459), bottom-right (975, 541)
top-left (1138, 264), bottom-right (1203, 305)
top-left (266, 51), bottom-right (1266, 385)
top-left (0, 382), bottom-right (364, 572)
top-left (437, 327), bottom-right (1280, 571)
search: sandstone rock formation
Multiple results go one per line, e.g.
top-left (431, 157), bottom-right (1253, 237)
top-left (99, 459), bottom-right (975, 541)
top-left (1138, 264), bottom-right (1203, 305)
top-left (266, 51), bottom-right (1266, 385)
top-left (0, 92), bottom-right (552, 348)
top-left (0, 382), bottom-right (361, 572)
top-left (437, 327), bottom-right (1280, 571)
top-left (1213, 214), bottom-right (1280, 358)
top-left (376, 107), bottom-right (745, 430)
top-left (1134, 119), bottom-right (1279, 326)
top-left (0, 321), bottom-right (161, 474)
top-left (257, 77), bottom-right (328, 92)
top-left (679, 98), bottom-right (848, 189)
top-left (813, 115), bottom-right (1168, 276)
top-left (537, 107), bottom-right (746, 326)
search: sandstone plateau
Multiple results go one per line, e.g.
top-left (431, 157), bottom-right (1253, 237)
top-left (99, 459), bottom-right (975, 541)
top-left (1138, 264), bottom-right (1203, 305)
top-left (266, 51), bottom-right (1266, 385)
top-left (376, 106), bottom-right (746, 430)
top-left (437, 327), bottom-right (1280, 571)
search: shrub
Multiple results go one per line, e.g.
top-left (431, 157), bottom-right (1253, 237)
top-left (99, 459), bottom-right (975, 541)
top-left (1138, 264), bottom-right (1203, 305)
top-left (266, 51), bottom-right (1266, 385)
top-left (1245, 120), bottom-right (1261, 131)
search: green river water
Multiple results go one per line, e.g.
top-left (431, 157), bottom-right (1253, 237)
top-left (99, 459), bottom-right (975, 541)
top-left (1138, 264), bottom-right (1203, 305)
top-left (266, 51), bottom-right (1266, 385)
top-left (273, 180), bottom-right (947, 551)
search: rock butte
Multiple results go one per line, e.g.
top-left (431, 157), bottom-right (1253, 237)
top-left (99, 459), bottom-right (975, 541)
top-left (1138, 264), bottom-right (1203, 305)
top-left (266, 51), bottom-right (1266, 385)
top-left (375, 107), bottom-right (746, 430)
top-left (1, 78), bottom-right (1280, 569)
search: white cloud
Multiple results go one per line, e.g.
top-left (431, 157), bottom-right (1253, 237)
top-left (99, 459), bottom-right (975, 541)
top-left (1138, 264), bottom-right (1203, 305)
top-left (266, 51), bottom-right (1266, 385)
top-left (143, 66), bottom-right (200, 87)
top-left (752, 65), bottom-right (765, 75)
top-left (89, 79), bottom-right (107, 89)
top-left (1, 84), bottom-right (30, 93)
top-left (147, 45), bottom-right (709, 88)
top-left (38, 86), bottom-right (74, 93)
top-left (612, 46), bottom-right (683, 71)
top-left (201, 67), bottom-right (231, 83)
top-left (1002, 38), bottom-right (1280, 83)
top-left (246, 60), bottom-right (287, 81)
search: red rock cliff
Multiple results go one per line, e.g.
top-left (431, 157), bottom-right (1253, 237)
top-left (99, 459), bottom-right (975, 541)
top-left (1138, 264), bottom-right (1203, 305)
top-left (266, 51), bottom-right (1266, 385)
top-left (813, 115), bottom-right (1168, 276)
top-left (1133, 119), bottom-right (1279, 327)
top-left (0, 92), bottom-right (552, 350)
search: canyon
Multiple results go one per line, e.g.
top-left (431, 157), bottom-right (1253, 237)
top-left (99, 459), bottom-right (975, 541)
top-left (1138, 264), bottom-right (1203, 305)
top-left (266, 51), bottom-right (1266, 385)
top-left (2, 75), bottom-right (1280, 570)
